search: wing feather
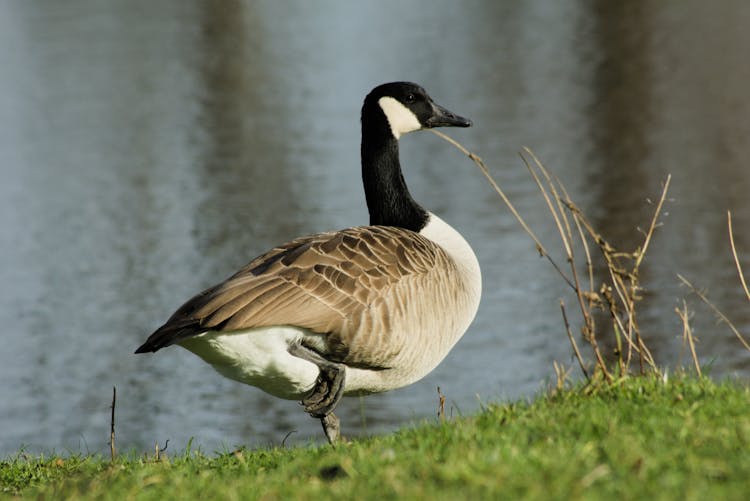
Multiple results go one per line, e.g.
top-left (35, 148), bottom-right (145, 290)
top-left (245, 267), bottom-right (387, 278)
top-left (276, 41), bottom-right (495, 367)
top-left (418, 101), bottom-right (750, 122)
top-left (136, 226), bottom-right (451, 365)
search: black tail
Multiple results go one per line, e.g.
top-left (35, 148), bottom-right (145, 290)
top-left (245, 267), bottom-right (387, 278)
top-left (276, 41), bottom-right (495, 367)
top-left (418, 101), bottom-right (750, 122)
top-left (134, 318), bottom-right (204, 354)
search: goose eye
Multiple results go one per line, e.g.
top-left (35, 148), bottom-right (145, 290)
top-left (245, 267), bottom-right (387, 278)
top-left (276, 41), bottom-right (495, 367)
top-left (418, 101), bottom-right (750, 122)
top-left (405, 93), bottom-right (416, 104)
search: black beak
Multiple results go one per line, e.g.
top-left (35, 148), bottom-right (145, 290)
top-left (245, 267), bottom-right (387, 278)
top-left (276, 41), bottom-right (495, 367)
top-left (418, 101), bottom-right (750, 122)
top-left (424, 103), bottom-right (472, 128)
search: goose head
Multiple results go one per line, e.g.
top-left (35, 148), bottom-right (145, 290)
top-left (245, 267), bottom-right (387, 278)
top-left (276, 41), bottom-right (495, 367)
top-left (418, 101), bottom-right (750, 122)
top-left (360, 82), bottom-right (471, 231)
top-left (363, 82), bottom-right (472, 139)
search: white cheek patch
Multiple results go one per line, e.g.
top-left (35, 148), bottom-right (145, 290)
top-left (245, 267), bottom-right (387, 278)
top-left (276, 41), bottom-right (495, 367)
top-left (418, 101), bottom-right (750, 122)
top-left (378, 96), bottom-right (422, 139)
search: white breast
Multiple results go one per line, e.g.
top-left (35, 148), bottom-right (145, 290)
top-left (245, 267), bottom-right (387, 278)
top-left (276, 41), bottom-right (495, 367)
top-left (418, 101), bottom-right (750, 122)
top-left (420, 212), bottom-right (482, 303)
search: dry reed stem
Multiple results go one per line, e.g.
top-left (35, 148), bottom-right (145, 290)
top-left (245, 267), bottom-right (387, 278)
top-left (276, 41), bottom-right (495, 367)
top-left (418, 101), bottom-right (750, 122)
top-left (437, 387), bottom-right (446, 421)
top-left (678, 274), bottom-right (750, 352)
top-left (429, 130), bottom-right (574, 289)
top-left (152, 440), bottom-right (169, 462)
top-left (521, 149), bottom-right (611, 381)
top-left (432, 130), bottom-right (669, 379)
top-left (557, 176), bottom-right (666, 373)
top-left (557, 181), bottom-right (596, 295)
top-left (560, 299), bottom-right (589, 380)
top-left (728, 211), bottom-right (750, 304)
top-left (528, 150), bottom-right (652, 375)
top-left (676, 300), bottom-right (702, 376)
top-left (636, 179), bottom-right (669, 361)
top-left (552, 360), bottom-right (573, 392)
top-left (629, 175), bottom-right (671, 372)
top-left (519, 150), bottom-right (573, 258)
top-left (635, 175), bottom-right (671, 270)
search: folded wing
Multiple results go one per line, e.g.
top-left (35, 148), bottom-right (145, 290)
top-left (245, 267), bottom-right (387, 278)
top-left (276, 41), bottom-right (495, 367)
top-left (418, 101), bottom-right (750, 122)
top-left (136, 225), bottom-right (449, 367)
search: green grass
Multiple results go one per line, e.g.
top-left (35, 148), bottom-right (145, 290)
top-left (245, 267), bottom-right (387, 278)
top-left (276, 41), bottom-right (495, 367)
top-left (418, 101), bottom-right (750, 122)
top-left (3, 375), bottom-right (750, 500)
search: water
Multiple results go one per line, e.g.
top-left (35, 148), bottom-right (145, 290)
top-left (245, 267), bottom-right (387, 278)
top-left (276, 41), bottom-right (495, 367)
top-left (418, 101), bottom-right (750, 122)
top-left (1, 1), bottom-right (749, 456)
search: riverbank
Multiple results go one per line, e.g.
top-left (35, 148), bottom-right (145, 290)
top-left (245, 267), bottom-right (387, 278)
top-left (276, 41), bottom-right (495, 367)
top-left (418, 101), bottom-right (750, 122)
top-left (3, 374), bottom-right (748, 499)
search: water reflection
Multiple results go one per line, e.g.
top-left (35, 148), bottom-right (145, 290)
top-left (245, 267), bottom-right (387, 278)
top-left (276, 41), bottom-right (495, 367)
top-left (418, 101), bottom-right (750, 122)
top-left (1, 0), bottom-right (749, 456)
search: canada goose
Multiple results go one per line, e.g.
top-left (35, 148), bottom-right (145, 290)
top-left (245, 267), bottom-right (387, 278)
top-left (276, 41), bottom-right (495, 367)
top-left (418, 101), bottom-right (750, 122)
top-left (135, 82), bottom-right (481, 444)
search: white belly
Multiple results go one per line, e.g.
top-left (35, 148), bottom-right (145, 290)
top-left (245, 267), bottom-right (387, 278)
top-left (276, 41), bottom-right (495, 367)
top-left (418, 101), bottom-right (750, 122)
top-left (177, 326), bottom-right (397, 399)
top-left (178, 327), bottom-right (321, 400)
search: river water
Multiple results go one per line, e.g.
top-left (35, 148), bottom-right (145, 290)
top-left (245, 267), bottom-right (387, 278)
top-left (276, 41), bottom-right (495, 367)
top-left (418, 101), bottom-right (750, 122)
top-left (1, 1), bottom-right (749, 455)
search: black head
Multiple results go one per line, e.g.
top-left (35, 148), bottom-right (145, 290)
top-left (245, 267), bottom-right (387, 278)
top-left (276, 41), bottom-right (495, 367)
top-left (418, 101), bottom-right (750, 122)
top-left (363, 82), bottom-right (471, 139)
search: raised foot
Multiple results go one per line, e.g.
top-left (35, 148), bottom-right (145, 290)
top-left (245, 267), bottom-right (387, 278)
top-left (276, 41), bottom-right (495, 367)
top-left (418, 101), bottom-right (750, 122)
top-left (302, 364), bottom-right (346, 417)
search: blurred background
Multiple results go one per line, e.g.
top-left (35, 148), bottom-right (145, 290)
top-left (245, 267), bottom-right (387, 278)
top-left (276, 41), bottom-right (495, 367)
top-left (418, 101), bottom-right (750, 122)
top-left (1, 1), bottom-right (749, 455)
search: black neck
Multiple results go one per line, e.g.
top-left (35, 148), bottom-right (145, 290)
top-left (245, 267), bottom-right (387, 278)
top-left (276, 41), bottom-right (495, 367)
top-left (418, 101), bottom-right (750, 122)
top-left (360, 107), bottom-right (428, 232)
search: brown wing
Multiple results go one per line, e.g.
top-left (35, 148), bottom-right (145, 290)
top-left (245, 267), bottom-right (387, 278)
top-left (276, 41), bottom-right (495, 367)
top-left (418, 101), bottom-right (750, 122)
top-left (136, 225), bottom-right (445, 363)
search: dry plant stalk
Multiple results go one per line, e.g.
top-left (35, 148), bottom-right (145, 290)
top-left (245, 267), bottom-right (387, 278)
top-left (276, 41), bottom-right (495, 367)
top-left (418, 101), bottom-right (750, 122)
top-left (429, 130), bottom-right (574, 289)
top-left (675, 213), bottom-right (750, 355)
top-left (437, 386), bottom-right (446, 421)
top-left (432, 130), bottom-right (670, 379)
top-left (559, 299), bottom-right (589, 380)
top-left (556, 169), bottom-right (668, 375)
top-left (109, 386), bottom-right (116, 462)
top-left (676, 300), bottom-right (701, 376)
top-left (728, 211), bottom-right (750, 304)
top-left (551, 360), bottom-right (573, 393)
top-left (151, 440), bottom-right (169, 462)
top-left (678, 274), bottom-right (750, 352)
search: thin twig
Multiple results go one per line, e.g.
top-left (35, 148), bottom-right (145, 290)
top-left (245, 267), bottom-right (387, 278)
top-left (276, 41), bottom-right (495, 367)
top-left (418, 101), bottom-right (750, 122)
top-left (519, 149), bottom-right (573, 258)
top-left (437, 386), bottom-right (446, 421)
top-left (552, 360), bottom-right (572, 392)
top-left (430, 129), bottom-right (575, 289)
top-left (523, 149), bottom-right (610, 380)
top-left (630, 175), bottom-right (670, 373)
top-left (568, 177), bottom-right (665, 374)
top-left (557, 182), bottom-right (596, 297)
top-left (110, 386), bottom-right (116, 463)
top-left (432, 130), bottom-right (668, 379)
top-left (560, 300), bottom-right (589, 380)
top-left (728, 211), bottom-right (750, 303)
top-left (678, 274), bottom-right (750, 352)
top-left (564, 200), bottom-right (636, 363)
top-left (634, 175), bottom-right (671, 270)
top-left (603, 278), bottom-right (647, 368)
top-left (281, 430), bottom-right (298, 448)
top-left (153, 439), bottom-right (169, 461)
top-left (676, 300), bottom-right (701, 376)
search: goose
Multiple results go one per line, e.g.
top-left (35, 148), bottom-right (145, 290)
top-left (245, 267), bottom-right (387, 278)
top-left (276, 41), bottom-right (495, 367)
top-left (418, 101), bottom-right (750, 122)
top-left (135, 82), bottom-right (482, 444)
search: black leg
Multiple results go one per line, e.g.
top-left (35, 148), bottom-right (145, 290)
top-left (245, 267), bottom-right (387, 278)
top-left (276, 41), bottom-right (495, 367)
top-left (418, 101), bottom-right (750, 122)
top-left (320, 413), bottom-right (341, 445)
top-left (288, 343), bottom-right (346, 444)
